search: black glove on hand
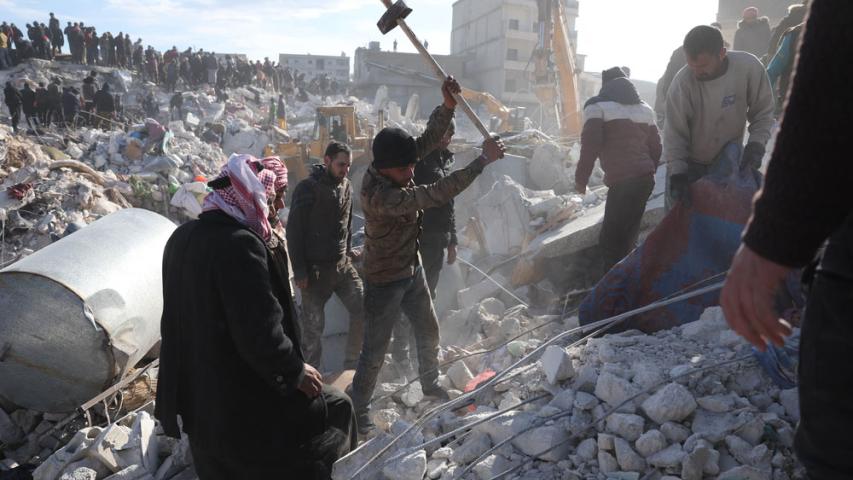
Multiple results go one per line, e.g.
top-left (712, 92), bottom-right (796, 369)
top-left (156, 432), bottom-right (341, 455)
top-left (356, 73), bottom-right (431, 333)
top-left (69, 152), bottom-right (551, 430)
top-left (669, 173), bottom-right (690, 206)
top-left (741, 142), bottom-right (765, 172)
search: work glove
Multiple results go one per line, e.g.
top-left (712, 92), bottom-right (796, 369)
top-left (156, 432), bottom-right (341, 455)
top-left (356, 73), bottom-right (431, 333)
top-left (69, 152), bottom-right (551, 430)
top-left (741, 142), bottom-right (765, 172)
top-left (669, 173), bottom-right (690, 207)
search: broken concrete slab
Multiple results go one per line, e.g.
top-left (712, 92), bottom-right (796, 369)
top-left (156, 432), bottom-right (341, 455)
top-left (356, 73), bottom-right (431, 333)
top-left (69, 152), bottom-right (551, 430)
top-left (382, 449), bottom-right (427, 480)
top-left (540, 345), bottom-right (575, 385)
top-left (457, 274), bottom-right (508, 309)
top-left (524, 166), bottom-right (666, 262)
top-left (641, 383), bottom-right (698, 424)
top-left (512, 425), bottom-right (570, 462)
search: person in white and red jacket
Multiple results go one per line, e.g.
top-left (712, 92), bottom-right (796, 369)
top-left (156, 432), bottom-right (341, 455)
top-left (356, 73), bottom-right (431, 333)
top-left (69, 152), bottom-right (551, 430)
top-left (576, 67), bottom-right (662, 273)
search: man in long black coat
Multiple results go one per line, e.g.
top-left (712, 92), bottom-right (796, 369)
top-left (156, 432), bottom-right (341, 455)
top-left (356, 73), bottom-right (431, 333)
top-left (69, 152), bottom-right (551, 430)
top-left (155, 154), bottom-right (356, 479)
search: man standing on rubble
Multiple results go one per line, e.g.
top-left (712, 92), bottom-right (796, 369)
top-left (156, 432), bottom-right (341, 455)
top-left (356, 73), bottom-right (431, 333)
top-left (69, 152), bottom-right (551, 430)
top-left (287, 141), bottom-right (365, 371)
top-left (348, 76), bottom-right (506, 434)
top-left (93, 83), bottom-right (115, 129)
top-left (157, 154), bottom-right (356, 479)
top-left (576, 67), bottom-right (661, 273)
top-left (34, 82), bottom-right (48, 126)
top-left (48, 13), bottom-right (62, 56)
top-left (46, 78), bottom-right (63, 127)
top-left (4, 81), bottom-right (22, 133)
top-left (277, 94), bottom-right (287, 129)
top-left (390, 110), bottom-right (462, 371)
top-left (413, 111), bottom-right (461, 296)
top-left (204, 52), bottom-right (218, 85)
top-left (81, 70), bottom-right (98, 122)
top-left (722, 1), bottom-right (853, 477)
top-left (62, 86), bottom-right (80, 128)
top-left (733, 7), bottom-right (772, 58)
top-left (664, 25), bottom-right (774, 208)
top-left (169, 92), bottom-right (183, 122)
top-left (19, 82), bottom-right (37, 130)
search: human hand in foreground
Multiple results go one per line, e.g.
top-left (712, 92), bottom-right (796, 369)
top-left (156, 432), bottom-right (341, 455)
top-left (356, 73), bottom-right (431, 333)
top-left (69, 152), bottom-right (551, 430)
top-left (721, 245), bottom-right (794, 351)
top-left (446, 244), bottom-right (457, 265)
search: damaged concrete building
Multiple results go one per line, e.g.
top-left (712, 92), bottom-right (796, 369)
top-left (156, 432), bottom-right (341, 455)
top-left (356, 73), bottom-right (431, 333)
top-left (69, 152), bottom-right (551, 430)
top-left (450, 0), bottom-right (583, 114)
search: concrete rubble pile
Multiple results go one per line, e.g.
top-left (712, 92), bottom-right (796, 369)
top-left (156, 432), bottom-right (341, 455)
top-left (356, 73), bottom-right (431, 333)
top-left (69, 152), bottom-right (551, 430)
top-left (0, 58), bottom-right (358, 263)
top-left (333, 306), bottom-right (805, 480)
top-left (0, 406), bottom-right (196, 480)
top-left (452, 135), bottom-right (602, 259)
top-left (424, 135), bottom-right (605, 320)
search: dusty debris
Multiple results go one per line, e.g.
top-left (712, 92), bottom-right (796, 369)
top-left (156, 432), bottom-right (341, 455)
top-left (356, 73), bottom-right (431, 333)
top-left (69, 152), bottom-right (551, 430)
top-left (335, 306), bottom-right (804, 480)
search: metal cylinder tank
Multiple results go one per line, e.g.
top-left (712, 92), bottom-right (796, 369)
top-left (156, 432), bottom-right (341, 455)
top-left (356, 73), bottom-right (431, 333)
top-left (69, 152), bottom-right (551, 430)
top-left (0, 208), bottom-right (176, 412)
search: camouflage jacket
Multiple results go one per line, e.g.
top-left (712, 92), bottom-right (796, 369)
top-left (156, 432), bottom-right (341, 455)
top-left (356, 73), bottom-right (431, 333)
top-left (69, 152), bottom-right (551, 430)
top-left (361, 105), bottom-right (486, 284)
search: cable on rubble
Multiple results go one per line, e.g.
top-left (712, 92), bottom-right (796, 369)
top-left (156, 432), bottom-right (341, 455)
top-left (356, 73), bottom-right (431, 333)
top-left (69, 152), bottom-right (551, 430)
top-left (350, 280), bottom-right (726, 479)
top-left (368, 308), bottom-right (577, 407)
top-left (377, 392), bottom-right (552, 468)
top-left (484, 354), bottom-right (755, 480)
top-left (456, 257), bottom-right (529, 307)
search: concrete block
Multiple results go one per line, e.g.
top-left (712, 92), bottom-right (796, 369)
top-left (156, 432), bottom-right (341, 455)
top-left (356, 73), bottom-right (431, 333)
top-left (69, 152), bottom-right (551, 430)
top-left (641, 383), bottom-right (697, 424)
top-left (540, 346), bottom-right (575, 385)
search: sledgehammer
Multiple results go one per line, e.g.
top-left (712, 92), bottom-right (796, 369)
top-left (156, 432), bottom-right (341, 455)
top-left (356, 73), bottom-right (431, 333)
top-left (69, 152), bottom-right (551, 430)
top-left (377, 0), bottom-right (493, 140)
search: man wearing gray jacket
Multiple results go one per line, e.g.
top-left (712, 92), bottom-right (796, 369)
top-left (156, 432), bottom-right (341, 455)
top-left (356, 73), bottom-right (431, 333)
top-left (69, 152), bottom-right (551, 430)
top-left (664, 25), bottom-right (775, 207)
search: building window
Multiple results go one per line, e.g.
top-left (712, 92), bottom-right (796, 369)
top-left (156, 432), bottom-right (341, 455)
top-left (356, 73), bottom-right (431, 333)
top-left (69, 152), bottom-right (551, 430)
top-left (505, 78), bottom-right (516, 92)
top-left (508, 19), bottom-right (519, 30)
top-left (506, 48), bottom-right (518, 61)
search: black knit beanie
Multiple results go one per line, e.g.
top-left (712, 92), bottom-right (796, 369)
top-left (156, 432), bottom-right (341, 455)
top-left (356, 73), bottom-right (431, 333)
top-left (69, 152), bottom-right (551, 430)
top-left (372, 127), bottom-right (418, 169)
top-left (601, 66), bottom-right (628, 85)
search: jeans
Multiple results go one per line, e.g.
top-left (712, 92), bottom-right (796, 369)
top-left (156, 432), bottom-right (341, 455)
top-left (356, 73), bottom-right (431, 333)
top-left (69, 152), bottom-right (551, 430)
top-left (390, 241), bottom-right (446, 365)
top-left (300, 261), bottom-right (365, 369)
top-left (350, 266), bottom-right (441, 414)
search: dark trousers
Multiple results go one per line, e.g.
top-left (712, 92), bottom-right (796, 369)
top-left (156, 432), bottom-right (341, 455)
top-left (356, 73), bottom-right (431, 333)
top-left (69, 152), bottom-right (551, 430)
top-left (350, 266), bottom-right (441, 414)
top-left (391, 242), bottom-right (445, 364)
top-left (420, 241), bottom-right (446, 297)
top-left (190, 385), bottom-right (356, 480)
top-left (46, 104), bottom-right (63, 126)
top-left (599, 175), bottom-right (655, 272)
top-left (300, 261), bottom-right (365, 369)
top-left (23, 111), bottom-right (38, 130)
top-left (795, 216), bottom-right (853, 479)
top-left (6, 104), bottom-right (20, 131)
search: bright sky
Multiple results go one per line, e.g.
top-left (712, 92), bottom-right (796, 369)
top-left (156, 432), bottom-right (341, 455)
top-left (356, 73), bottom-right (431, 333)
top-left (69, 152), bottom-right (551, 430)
top-left (2, 0), bottom-right (718, 82)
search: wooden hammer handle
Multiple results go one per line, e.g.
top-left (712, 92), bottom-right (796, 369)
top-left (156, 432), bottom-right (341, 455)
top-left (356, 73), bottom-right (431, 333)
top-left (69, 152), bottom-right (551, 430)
top-left (380, 0), bottom-right (493, 140)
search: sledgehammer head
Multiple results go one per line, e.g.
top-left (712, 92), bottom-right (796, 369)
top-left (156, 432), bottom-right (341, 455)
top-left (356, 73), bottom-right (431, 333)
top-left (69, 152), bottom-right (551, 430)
top-left (377, 0), bottom-right (413, 34)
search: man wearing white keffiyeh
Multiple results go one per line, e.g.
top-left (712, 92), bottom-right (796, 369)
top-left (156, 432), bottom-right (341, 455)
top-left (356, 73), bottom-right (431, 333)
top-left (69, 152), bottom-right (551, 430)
top-left (156, 153), bottom-right (356, 479)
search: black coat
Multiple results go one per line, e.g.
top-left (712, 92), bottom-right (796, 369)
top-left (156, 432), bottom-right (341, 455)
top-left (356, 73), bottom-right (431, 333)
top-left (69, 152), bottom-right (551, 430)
top-left (3, 84), bottom-right (22, 108)
top-left (93, 89), bottom-right (114, 112)
top-left (62, 90), bottom-right (79, 117)
top-left (20, 87), bottom-right (35, 114)
top-left (155, 211), bottom-right (309, 460)
top-left (286, 165), bottom-right (353, 281)
top-left (414, 148), bottom-right (458, 247)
